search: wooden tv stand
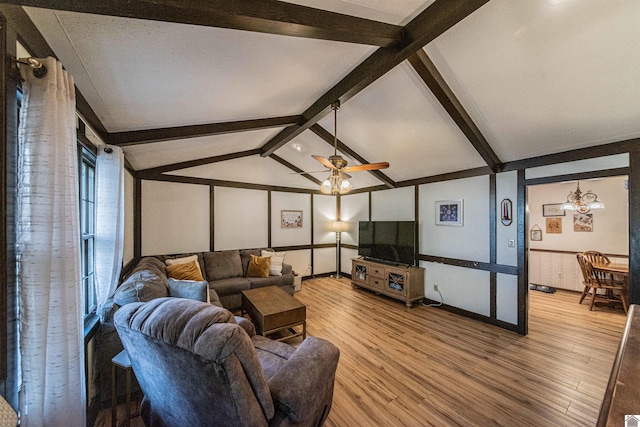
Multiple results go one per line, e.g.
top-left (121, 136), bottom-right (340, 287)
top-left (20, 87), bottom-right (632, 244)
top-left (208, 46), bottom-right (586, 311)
top-left (351, 258), bottom-right (424, 308)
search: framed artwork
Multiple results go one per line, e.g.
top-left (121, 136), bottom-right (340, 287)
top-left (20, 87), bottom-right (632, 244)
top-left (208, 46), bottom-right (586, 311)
top-left (543, 203), bottom-right (565, 217)
top-left (281, 210), bottom-right (303, 228)
top-left (573, 213), bottom-right (593, 232)
top-left (546, 217), bottom-right (562, 234)
top-left (435, 200), bottom-right (463, 226)
top-left (530, 227), bottom-right (542, 241)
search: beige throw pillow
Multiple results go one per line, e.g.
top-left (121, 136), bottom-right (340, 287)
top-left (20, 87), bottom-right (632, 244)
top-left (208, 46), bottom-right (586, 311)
top-left (261, 250), bottom-right (285, 276)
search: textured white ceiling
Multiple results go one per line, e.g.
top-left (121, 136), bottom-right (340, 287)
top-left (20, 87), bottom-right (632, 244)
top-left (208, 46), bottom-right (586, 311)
top-left (315, 61), bottom-right (486, 181)
top-left (283, 0), bottom-right (433, 25)
top-left (166, 155), bottom-right (320, 189)
top-left (21, 0), bottom-right (640, 191)
top-left (124, 128), bottom-right (283, 171)
top-left (426, 0), bottom-right (640, 162)
top-left (25, 7), bottom-right (376, 132)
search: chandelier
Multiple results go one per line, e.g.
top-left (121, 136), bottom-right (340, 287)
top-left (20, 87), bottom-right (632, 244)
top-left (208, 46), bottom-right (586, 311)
top-left (560, 182), bottom-right (604, 213)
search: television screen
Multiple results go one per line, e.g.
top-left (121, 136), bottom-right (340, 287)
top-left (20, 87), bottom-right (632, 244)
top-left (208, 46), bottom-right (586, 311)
top-left (358, 221), bottom-right (415, 266)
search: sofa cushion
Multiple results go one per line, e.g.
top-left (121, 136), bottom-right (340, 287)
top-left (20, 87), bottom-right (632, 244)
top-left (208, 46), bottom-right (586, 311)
top-left (247, 255), bottom-right (271, 278)
top-left (168, 278), bottom-right (209, 303)
top-left (209, 277), bottom-right (251, 298)
top-left (156, 253), bottom-right (207, 281)
top-left (240, 249), bottom-right (263, 276)
top-left (204, 250), bottom-right (243, 281)
top-left (166, 260), bottom-right (205, 281)
top-left (165, 254), bottom-right (204, 275)
top-left (114, 268), bottom-right (169, 306)
top-left (261, 250), bottom-right (285, 276)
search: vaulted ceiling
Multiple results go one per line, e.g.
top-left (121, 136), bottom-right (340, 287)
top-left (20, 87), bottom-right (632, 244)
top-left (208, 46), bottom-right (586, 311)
top-left (8, 0), bottom-right (640, 191)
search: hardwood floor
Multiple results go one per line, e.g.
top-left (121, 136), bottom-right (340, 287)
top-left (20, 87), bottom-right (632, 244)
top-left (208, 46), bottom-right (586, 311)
top-left (96, 278), bottom-right (627, 426)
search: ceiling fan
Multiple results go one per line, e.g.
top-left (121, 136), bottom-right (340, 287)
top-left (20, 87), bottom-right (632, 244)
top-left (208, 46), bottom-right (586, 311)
top-left (311, 101), bottom-right (389, 195)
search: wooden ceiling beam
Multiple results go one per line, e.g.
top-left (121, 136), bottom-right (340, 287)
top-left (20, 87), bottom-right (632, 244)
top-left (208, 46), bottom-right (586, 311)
top-left (4, 0), bottom-right (404, 47)
top-left (259, 0), bottom-right (490, 157)
top-left (137, 148), bottom-right (261, 174)
top-left (407, 49), bottom-right (501, 172)
top-left (106, 115), bottom-right (301, 147)
top-left (310, 124), bottom-right (396, 189)
top-left (269, 154), bottom-right (323, 186)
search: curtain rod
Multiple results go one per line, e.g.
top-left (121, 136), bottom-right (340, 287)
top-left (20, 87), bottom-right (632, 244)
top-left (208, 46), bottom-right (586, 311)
top-left (11, 56), bottom-right (48, 79)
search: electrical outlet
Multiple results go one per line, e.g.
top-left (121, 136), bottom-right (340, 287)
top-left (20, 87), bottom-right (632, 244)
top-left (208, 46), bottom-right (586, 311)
top-left (434, 284), bottom-right (439, 292)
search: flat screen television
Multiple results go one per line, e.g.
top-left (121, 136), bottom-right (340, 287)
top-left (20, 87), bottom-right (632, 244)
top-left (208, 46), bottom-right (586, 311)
top-left (358, 221), bottom-right (416, 266)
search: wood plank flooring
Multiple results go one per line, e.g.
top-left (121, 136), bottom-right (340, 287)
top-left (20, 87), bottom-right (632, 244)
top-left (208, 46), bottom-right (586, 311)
top-left (96, 277), bottom-right (627, 427)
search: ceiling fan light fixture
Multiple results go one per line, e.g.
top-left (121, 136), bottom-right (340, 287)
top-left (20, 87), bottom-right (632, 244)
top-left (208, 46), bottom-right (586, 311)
top-left (321, 173), bottom-right (351, 195)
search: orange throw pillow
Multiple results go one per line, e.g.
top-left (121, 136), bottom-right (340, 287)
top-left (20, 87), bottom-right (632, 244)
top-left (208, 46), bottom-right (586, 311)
top-left (166, 260), bottom-right (205, 282)
top-left (247, 255), bottom-right (271, 278)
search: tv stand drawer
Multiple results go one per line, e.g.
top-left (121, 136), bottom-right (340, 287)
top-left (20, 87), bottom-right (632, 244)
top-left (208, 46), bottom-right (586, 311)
top-left (369, 266), bottom-right (385, 278)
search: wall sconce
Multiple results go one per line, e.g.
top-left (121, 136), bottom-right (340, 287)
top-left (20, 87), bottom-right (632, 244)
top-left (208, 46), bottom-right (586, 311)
top-left (501, 198), bottom-right (512, 226)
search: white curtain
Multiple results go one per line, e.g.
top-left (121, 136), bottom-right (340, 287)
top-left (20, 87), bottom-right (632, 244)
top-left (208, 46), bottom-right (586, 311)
top-left (17, 57), bottom-right (85, 426)
top-left (95, 145), bottom-right (125, 310)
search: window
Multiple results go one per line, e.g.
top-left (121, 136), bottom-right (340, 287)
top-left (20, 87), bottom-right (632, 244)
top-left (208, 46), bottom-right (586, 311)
top-left (79, 147), bottom-right (97, 317)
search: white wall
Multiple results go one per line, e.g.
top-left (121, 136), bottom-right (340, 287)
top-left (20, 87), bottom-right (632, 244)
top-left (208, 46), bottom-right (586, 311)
top-left (371, 187), bottom-right (414, 221)
top-left (423, 262), bottom-right (491, 316)
top-left (525, 153), bottom-right (628, 180)
top-left (123, 170), bottom-right (134, 264)
top-left (496, 171), bottom-right (518, 267)
top-left (285, 249), bottom-right (312, 277)
top-left (135, 181), bottom-right (335, 276)
top-left (271, 192), bottom-right (311, 247)
top-left (419, 175), bottom-right (490, 262)
top-left (141, 180), bottom-right (210, 255)
top-left (340, 192), bottom-right (369, 245)
top-left (527, 176), bottom-right (628, 254)
top-left (214, 187), bottom-right (268, 250)
top-left (314, 194), bottom-right (337, 245)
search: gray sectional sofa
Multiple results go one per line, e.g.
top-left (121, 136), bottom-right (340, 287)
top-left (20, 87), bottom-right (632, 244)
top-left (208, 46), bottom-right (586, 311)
top-left (94, 248), bottom-right (294, 404)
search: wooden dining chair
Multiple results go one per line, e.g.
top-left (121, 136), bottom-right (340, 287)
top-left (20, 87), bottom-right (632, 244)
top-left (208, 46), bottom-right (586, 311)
top-left (581, 250), bottom-right (610, 265)
top-left (576, 253), bottom-right (628, 313)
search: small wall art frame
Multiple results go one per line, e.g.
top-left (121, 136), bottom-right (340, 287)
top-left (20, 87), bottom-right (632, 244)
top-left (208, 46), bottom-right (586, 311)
top-left (573, 213), bottom-right (593, 232)
top-left (435, 200), bottom-right (463, 226)
top-left (530, 225), bottom-right (542, 241)
top-left (542, 203), bottom-right (565, 217)
top-left (281, 210), bottom-right (303, 228)
top-left (546, 217), bottom-right (562, 234)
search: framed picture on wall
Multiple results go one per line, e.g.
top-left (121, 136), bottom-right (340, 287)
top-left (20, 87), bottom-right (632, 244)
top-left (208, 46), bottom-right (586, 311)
top-left (546, 217), bottom-right (562, 234)
top-left (530, 228), bottom-right (542, 241)
top-left (573, 213), bottom-right (593, 232)
top-left (281, 210), bottom-right (303, 228)
top-left (542, 203), bottom-right (565, 217)
top-left (435, 200), bottom-right (463, 226)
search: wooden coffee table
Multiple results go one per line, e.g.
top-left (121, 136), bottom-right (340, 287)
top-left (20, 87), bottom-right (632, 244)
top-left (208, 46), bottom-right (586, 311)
top-left (241, 286), bottom-right (306, 342)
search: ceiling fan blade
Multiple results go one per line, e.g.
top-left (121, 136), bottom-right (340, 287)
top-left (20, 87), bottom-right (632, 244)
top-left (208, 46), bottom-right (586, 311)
top-left (342, 162), bottom-right (389, 172)
top-left (312, 155), bottom-right (337, 170)
top-left (288, 170), bottom-right (330, 175)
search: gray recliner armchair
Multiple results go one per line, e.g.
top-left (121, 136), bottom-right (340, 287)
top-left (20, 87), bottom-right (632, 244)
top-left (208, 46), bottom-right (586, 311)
top-left (114, 297), bottom-right (340, 427)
